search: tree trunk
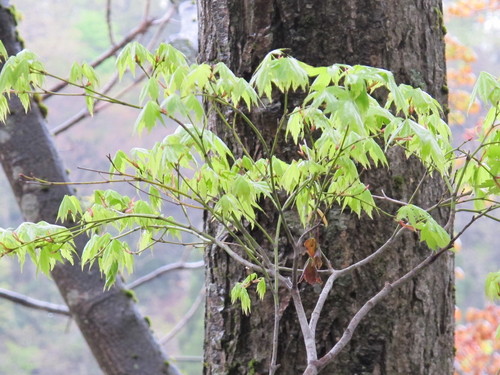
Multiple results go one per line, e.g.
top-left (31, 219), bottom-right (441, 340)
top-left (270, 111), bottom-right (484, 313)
top-left (0, 4), bottom-right (179, 375)
top-left (199, 1), bottom-right (454, 374)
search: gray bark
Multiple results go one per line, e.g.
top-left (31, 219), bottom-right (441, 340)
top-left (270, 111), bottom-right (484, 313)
top-left (0, 4), bottom-right (179, 375)
top-left (199, 1), bottom-right (454, 374)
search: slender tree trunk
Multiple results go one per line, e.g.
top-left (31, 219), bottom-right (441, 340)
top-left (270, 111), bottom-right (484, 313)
top-left (199, 1), bottom-right (454, 374)
top-left (0, 4), bottom-right (179, 375)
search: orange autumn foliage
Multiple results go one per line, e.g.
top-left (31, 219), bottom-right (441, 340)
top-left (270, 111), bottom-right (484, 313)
top-left (455, 305), bottom-right (500, 375)
top-left (446, 36), bottom-right (478, 65)
top-left (444, 32), bottom-right (480, 125)
top-left (443, 1), bottom-right (499, 125)
top-left (447, 0), bottom-right (500, 20)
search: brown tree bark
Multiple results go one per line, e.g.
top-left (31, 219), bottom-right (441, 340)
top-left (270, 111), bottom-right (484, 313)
top-left (0, 3), bottom-right (179, 375)
top-left (199, 1), bottom-right (454, 374)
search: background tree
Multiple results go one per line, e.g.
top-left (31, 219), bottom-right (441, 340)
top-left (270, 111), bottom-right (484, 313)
top-left (199, 0), bottom-right (455, 374)
top-left (0, 3), bottom-right (179, 375)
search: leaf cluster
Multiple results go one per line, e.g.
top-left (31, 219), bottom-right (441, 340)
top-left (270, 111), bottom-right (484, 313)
top-left (0, 42), bottom-right (498, 314)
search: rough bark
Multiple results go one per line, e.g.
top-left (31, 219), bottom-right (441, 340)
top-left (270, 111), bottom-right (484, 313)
top-left (0, 3), bottom-right (178, 375)
top-left (199, 1), bottom-right (454, 374)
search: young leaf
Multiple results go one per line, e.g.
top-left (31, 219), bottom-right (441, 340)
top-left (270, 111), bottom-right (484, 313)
top-left (57, 195), bottom-right (83, 222)
top-left (239, 287), bottom-right (252, 315)
top-left (256, 278), bottom-right (266, 300)
top-left (469, 71), bottom-right (500, 109)
top-left (69, 62), bottom-right (83, 83)
top-left (0, 41), bottom-right (7, 61)
top-left (484, 272), bottom-right (500, 301)
top-left (135, 101), bottom-right (163, 133)
top-left (396, 205), bottom-right (450, 250)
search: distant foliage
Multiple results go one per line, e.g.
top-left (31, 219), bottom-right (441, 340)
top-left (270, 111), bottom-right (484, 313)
top-left (444, 0), bottom-right (500, 126)
top-left (455, 304), bottom-right (500, 375)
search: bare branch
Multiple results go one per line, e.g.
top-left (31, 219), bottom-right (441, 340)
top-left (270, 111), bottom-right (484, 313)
top-left (148, 5), bottom-right (177, 48)
top-left (308, 272), bottom-right (338, 335)
top-left (0, 287), bottom-right (70, 316)
top-left (269, 291), bottom-right (281, 375)
top-left (105, 0), bottom-right (116, 46)
top-left (50, 69), bottom-right (148, 135)
top-left (291, 288), bottom-right (317, 363)
top-left (309, 210), bottom-right (492, 373)
top-left (372, 190), bottom-right (408, 206)
top-left (127, 260), bottom-right (204, 289)
top-left (44, 5), bottom-right (175, 98)
top-left (313, 246), bottom-right (444, 372)
top-left (335, 227), bottom-right (404, 277)
top-left (50, 73), bottom-right (119, 135)
top-left (50, 2), bottom-right (177, 135)
top-left (160, 287), bottom-right (205, 344)
top-left (143, 0), bottom-right (152, 23)
top-left (168, 355), bottom-right (203, 362)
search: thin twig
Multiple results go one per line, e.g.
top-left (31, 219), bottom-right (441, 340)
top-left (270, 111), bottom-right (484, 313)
top-left (168, 355), bottom-right (203, 362)
top-left (127, 260), bottom-right (204, 289)
top-left (335, 227), bottom-right (404, 277)
top-left (50, 73), bottom-right (119, 135)
top-left (50, 69), bottom-right (149, 135)
top-left (160, 287), bottom-right (205, 344)
top-left (105, 0), bottom-right (116, 46)
top-left (209, 232), bottom-right (289, 286)
top-left (0, 287), bottom-right (70, 316)
top-left (373, 191), bottom-right (408, 206)
top-left (50, 2), bottom-right (177, 135)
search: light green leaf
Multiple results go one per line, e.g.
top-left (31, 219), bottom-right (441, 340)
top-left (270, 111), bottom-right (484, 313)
top-left (81, 63), bottom-right (99, 87)
top-left (397, 205), bottom-right (450, 250)
top-left (139, 77), bottom-right (160, 103)
top-left (286, 108), bottom-right (303, 143)
top-left (469, 71), bottom-right (500, 109)
top-left (256, 278), bottom-right (266, 300)
top-left (57, 195), bottom-right (83, 222)
top-left (135, 101), bottom-right (163, 133)
top-left (239, 287), bottom-right (251, 315)
top-left (0, 94), bottom-right (10, 123)
top-left (0, 41), bottom-right (7, 61)
top-left (484, 271), bottom-right (500, 301)
top-left (69, 62), bottom-right (82, 83)
top-left (85, 94), bottom-right (95, 116)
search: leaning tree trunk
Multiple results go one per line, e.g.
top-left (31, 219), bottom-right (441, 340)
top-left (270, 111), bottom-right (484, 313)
top-left (0, 4), bottom-right (178, 375)
top-left (199, 1), bottom-right (454, 374)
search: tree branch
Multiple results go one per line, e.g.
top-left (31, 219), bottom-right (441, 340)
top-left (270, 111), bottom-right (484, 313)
top-left (309, 210), bottom-right (493, 373)
top-left (50, 73), bottom-right (120, 135)
top-left (44, 5), bottom-right (175, 98)
top-left (291, 288), bottom-right (317, 363)
top-left (0, 287), bottom-right (70, 316)
top-left (308, 272), bottom-right (338, 335)
top-left (335, 227), bottom-right (404, 277)
top-left (0, 258), bottom-right (204, 316)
